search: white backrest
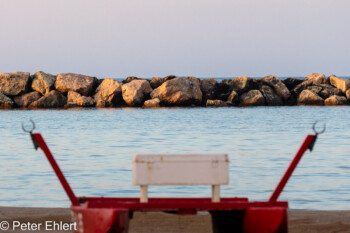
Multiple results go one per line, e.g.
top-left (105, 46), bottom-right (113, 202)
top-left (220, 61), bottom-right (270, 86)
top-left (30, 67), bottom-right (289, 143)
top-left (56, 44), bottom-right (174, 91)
top-left (133, 154), bottom-right (229, 186)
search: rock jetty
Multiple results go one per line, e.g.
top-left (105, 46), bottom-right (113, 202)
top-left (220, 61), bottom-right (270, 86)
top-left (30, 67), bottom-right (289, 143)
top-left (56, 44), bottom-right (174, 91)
top-left (1, 71), bottom-right (350, 109)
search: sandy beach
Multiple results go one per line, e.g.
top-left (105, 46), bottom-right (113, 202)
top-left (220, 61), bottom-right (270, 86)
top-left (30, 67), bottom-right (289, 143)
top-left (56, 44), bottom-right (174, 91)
top-left (0, 207), bottom-right (349, 233)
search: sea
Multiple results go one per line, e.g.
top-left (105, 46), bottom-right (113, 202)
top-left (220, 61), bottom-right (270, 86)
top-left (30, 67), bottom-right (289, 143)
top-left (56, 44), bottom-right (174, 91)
top-left (0, 106), bottom-right (350, 210)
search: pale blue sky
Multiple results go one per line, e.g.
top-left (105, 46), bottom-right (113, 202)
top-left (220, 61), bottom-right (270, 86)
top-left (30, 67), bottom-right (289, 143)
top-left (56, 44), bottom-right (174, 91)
top-left (0, 0), bottom-right (349, 78)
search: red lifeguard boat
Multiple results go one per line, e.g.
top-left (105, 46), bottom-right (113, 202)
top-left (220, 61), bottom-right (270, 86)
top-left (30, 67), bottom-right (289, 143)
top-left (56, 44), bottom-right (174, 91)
top-left (24, 121), bottom-right (324, 233)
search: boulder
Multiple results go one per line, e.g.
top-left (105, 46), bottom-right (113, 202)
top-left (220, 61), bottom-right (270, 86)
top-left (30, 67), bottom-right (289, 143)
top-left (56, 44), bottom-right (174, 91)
top-left (260, 85), bottom-right (283, 106)
top-left (31, 71), bottom-right (56, 95)
top-left (150, 77), bottom-right (164, 89)
top-left (329, 75), bottom-right (350, 93)
top-left (123, 76), bottom-right (141, 84)
top-left (55, 73), bottom-right (97, 96)
top-left (259, 75), bottom-right (291, 100)
top-left (0, 72), bottom-right (31, 96)
top-left (122, 80), bottom-right (152, 106)
top-left (217, 92), bottom-right (231, 101)
top-left (163, 75), bottom-right (176, 82)
top-left (318, 85), bottom-right (343, 99)
top-left (297, 90), bottom-right (324, 105)
top-left (346, 90), bottom-right (350, 102)
top-left (227, 90), bottom-right (239, 105)
top-left (206, 99), bottom-right (228, 107)
top-left (29, 90), bottom-right (67, 108)
top-left (304, 73), bottom-right (327, 84)
top-left (283, 78), bottom-right (303, 91)
top-left (306, 85), bottom-right (322, 95)
top-left (200, 78), bottom-right (218, 103)
top-left (0, 92), bottom-right (14, 109)
top-left (324, 95), bottom-right (348, 106)
top-left (285, 95), bottom-right (297, 105)
top-left (306, 84), bottom-right (343, 99)
top-left (217, 79), bottom-right (231, 94)
top-left (94, 79), bottom-right (123, 107)
top-left (231, 77), bottom-right (258, 94)
top-left (150, 76), bottom-right (202, 106)
top-left (143, 98), bottom-right (161, 108)
top-left (67, 91), bottom-right (95, 107)
top-left (292, 80), bottom-right (314, 96)
top-left (14, 92), bottom-right (41, 108)
top-left (94, 79), bottom-right (104, 88)
top-left (239, 90), bottom-right (265, 106)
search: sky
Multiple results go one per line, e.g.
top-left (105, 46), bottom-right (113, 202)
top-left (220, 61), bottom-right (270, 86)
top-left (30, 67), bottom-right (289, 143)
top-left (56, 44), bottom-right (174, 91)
top-left (0, 0), bottom-right (350, 79)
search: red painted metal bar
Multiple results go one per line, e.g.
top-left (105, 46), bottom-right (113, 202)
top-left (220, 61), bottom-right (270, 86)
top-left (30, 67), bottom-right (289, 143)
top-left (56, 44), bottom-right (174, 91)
top-left (32, 133), bottom-right (80, 206)
top-left (82, 199), bottom-right (288, 210)
top-left (269, 134), bottom-right (316, 202)
top-left (81, 197), bottom-right (249, 203)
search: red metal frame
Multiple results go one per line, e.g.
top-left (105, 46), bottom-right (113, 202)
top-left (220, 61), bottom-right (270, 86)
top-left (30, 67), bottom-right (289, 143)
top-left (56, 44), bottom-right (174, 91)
top-left (31, 132), bottom-right (317, 233)
top-left (77, 197), bottom-right (288, 210)
top-left (269, 135), bottom-right (316, 201)
top-left (32, 133), bottom-right (79, 206)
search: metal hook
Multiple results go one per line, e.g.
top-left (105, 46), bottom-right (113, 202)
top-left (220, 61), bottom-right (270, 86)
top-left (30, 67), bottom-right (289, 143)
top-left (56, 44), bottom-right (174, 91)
top-left (312, 121), bottom-right (326, 135)
top-left (22, 119), bottom-right (36, 133)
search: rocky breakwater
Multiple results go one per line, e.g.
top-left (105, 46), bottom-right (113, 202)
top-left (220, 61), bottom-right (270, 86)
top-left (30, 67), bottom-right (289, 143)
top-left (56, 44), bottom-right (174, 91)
top-left (1, 71), bottom-right (350, 109)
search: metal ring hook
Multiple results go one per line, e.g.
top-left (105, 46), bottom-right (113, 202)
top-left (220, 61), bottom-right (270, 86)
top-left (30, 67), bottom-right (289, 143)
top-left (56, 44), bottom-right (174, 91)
top-left (312, 121), bottom-right (326, 135)
top-left (22, 119), bottom-right (36, 133)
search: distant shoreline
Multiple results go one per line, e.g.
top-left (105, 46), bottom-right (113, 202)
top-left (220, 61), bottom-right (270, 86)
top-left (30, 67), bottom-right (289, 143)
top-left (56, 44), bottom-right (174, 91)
top-left (1, 72), bottom-right (349, 109)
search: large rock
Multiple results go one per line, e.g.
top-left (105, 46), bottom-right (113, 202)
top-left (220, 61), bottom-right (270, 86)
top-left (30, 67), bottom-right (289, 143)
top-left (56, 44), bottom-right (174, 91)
top-left (29, 90), bottom-right (67, 108)
top-left (227, 91), bottom-right (239, 105)
top-left (297, 90), bottom-right (324, 105)
top-left (304, 73), bottom-right (327, 85)
top-left (14, 92), bottom-right (41, 108)
top-left (324, 95), bottom-right (348, 106)
top-left (0, 72), bottom-right (31, 96)
top-left (329, 75), bottom-right (350, 93)
top-left (306, 85), bottom-right (322, 95)
top-left (346, 90), bottom-right (350, 102)
top-left (94, 79), bottom-right (123, 107)
top-left (260, 85), bottom-right (283, 106)
top-left (292, 80), bottom-right (314, 96)
top-left (122, 80), bottom-right (152, 106)
top-left (0, 92), bottom-right (14, 109)
top-left (143, 98), bottom-right (161, 108)
top-left (231, 77), bottom-right (258, 94)
top-left (259, 75), bottom-right (291, 100)
top-left (306, 84), bottom-right (343, 99)
top-left (55, 73), bottom-right (97, 96)
top-left (67, 91), bottom-right (95, 107)
top-left (163, 75), bottom-right (176, 82)
top-left (320, 85), bottom-right (341, 99)
top-left (239, 90), bottom-right (265, 106)
top-left (150, 76), bottom-right (202, 106)
top-left (292, 80), bottom-right (342, 98)
top-left (217, 79), bottom-right (231, 94)
top-left (200, 78), bottom-right (218, 103)
top-left (31, 71), bottom-right (56, 95)
top-left (217, 92), bottom-right (231, 101)
top-left (216, 79), bottom-right (231, 101)
top-left (123, 76), bottom-right (141, 84)
top-left (206, 99), bottom-right (228, 107)
top-left (283, 78), bottom-right (303, 91)
top-left (150, 77), bottom-right (164, 89)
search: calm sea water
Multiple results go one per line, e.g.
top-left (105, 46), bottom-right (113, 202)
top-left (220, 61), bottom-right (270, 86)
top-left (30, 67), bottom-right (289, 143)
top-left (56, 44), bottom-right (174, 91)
top-left (0, 107), bottom-right (350, 210)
